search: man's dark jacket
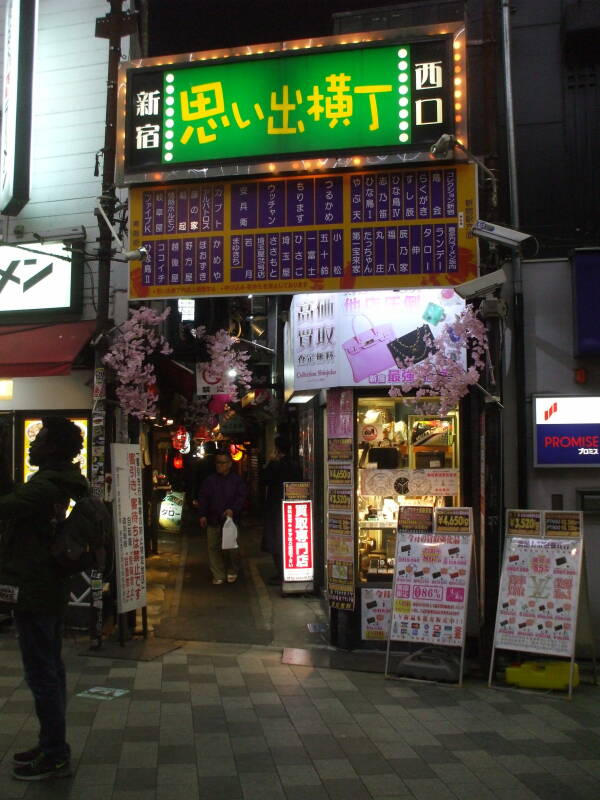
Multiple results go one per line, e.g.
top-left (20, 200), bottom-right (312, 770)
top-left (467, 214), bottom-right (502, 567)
top-left (0, 462), bottom-right (89, 614)
top-left (197, 471), bottom-right (248, 526)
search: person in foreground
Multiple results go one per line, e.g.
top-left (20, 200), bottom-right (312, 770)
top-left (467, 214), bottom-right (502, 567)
top-left (0, 417), bottom-right (88, 781)
top-left (197, 449), bottom-right (248, 584)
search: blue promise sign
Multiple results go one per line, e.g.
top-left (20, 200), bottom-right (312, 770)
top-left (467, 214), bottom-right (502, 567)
top-left (534, 396), bottom-right (600, 467)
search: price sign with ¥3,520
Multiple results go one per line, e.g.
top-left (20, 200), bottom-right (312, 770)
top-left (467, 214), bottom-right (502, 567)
top-left (506, 509), bottom-right (543, 537)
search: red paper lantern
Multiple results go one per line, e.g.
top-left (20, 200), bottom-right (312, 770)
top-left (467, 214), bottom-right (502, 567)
top-left (194, 425), bottom-right (211, 441)
top-left (173, 454), bottom-right (184, 470)
top-left (171, 425), bottom-right (187, 450)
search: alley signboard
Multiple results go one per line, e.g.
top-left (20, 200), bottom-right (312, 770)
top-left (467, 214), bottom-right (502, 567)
top-left (492, 510), bottom-right (584, 658)
top-left (111, 444), bottom-right (147, 614)
top-left (0, 242), bottom-right (81, 321)
top-left (534, 396), bottom-right (600, 467)
top-left (128, 164), bottom-right (478, 298)
top-left (282, 499), bottom-right (314, 583)
top-left (117, 28), bottom-right (466, 183)
top-left (0, 0), bottom-right (37, 215)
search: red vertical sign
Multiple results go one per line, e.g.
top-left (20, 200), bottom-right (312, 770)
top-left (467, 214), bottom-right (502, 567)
top-left (282, 500), bottom-right (314, 582)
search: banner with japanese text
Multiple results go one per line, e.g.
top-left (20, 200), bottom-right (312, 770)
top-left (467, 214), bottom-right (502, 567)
top-left (282, 500), bottom-right (314, 583)
top-left (493, 510), bottom-right (584, 658)
top-left (128, 165), bottom-right (478, 299)
top-left (111, 444), bottom-right (147, 614)
top-left (362, 587), bottom-right (393, 641)
top-left (326, 387), bottom-right (355, 610)
top-left (389, 529), bottom-right (472, 646)
top-left (290, 288), bottom-right (466, 390)
top-left (119, 33), bottom-right (465, 180)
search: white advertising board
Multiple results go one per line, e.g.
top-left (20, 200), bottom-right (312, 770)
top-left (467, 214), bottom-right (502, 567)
top-left (389, 529), bottom-right (472, 647)
top-left (111, 444), bottom-right (146, 614)
top-left (493, 510), bottom-right (584, 658)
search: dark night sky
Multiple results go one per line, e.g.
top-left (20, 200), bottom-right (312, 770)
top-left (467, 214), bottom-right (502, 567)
top-left (147, 0), bottom-right (411, 56)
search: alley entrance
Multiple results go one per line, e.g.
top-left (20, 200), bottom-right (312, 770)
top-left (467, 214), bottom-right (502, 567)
top-left (144, 509), bottom-right (329, 650)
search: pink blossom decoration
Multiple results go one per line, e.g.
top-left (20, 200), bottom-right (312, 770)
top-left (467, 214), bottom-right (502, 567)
top-left (103, 306), bottom-right (172, 419)
top-left (388, 304), bottom-right (488, 415)
top-left (195, 326), bottom-right (253, 401)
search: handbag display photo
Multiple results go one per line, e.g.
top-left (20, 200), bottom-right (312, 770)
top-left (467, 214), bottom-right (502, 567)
top-left (387, 324), bottom-right (434, 367)
top-left (342, 314), bottom-right (396, 382)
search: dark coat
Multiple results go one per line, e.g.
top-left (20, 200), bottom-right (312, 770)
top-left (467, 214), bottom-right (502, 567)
top-left (0, 462), bottom-right (89, 614)
top-left (196, 470), bottom-right (248, 526)
top-left (261, 456), bottom-right (302, 555)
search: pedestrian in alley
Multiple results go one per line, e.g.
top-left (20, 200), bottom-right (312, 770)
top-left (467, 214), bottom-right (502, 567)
top-left (0, 417), bottom-right (88, 781)
top-left (197, 448), bottom-right (248, 585)
top-left (261, 436), bottom-right (302, 585)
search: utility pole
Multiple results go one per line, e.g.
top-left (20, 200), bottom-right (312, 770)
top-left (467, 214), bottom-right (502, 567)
top-left (95, 0), bottom-right (138, 328)
top-left (85, 0), bottom-right (138, 648)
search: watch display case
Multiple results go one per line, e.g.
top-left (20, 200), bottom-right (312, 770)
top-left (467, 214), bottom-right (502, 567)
top-left (356, 397), bottom-right (460, 583)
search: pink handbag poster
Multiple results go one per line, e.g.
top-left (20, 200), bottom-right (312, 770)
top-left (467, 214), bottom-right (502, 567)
top-left (291, 289), bottom-right (465, 391)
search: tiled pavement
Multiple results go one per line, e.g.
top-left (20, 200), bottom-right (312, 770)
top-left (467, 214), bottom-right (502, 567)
top-left (1, 631), bottom-right (600, 800)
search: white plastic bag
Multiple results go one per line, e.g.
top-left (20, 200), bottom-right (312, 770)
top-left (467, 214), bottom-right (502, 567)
top-left (221, 517), bottom-right (238, 549)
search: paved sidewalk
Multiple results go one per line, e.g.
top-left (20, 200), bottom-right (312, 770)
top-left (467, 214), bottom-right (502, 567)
top-left (1, 629), bottom-right (600, 800)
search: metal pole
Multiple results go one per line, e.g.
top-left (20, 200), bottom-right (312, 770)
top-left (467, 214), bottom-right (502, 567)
top-left (501, 0), bottom-right (528, 509)
top-left (91, 1), bottom-right (139, 646)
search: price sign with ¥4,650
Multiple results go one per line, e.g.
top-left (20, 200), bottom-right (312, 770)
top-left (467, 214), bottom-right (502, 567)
top-left (434, 507), bottom-right (472, 534)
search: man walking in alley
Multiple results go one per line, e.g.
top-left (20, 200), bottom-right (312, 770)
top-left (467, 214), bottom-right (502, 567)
top-left (0, 417), bottom-right (88, 781)
top-left (197, 449), bottom-right (248, 585)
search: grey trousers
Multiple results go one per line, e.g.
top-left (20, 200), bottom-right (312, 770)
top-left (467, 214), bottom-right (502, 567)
top-left (206, 524), bottom-right (241, 581)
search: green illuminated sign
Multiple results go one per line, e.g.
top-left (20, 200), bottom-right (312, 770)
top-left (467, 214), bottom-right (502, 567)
top-left (162, 46), bottom-right (410, 162)
top-left (125, 38), bottom-right (452, 172)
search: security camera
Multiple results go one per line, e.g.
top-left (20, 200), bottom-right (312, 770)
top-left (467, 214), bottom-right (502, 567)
top-left (121, 246), bottom-right (147, 262)
top-left (430, 133), bottom-right (455, 157)
top-left (454, 268), bottom-right (507, 300)
top-left (33, 226), bottom-right (86, 244)
top-left (471, 220), bottom-right (532, 249)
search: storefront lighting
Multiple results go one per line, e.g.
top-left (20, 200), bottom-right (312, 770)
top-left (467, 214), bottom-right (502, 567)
top-left (227, 368), bottom-right (237, 378)
top-left (363, 409), bottom-right (380, 423)
top-left (289, 392), bottom-right (316, 404)
top-left (0, 379), bottom-right (13, 400)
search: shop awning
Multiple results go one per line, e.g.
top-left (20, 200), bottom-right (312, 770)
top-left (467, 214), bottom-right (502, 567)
top-left (0, 319), bottom-right (97, 377)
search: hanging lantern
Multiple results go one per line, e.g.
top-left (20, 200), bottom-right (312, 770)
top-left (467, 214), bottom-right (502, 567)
top-left (171, 425), bottom-right (188, 451)
top-left (229, 443), bottom-right (245, 462)
top-left (193, 424), bottom-right (211, 441)
top-left (172, 454), bottom-right (184, 470)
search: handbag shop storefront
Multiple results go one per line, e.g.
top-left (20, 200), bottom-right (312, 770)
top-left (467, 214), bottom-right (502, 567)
top-left (286, 289), bottom-right (478, 650)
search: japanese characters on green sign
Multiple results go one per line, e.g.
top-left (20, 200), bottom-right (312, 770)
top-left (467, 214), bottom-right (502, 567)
top-left (125, 38), bottom-right (452, 173)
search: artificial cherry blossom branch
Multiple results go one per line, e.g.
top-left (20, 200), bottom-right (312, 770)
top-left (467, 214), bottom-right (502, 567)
top-left (102, 306), bottom-right (172, 419)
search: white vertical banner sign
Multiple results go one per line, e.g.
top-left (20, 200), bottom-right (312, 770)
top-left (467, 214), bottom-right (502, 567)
top-left (111, 444), bottom-right (146, 614)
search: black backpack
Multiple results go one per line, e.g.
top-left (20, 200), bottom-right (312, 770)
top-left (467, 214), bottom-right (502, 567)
top-left (51, 495), bottom-right (113, 575)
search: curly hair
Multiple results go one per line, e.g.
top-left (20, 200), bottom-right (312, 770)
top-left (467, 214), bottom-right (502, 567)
top-left (41, 416), bottom-right (84, 462)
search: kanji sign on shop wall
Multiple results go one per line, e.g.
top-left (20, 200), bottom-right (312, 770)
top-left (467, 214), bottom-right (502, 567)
top-left (128, 165), bottom-right (478, 299)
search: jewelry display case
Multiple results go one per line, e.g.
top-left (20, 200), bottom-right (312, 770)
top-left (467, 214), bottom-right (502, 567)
top-left (356, 397), bottom-right (460, 583)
